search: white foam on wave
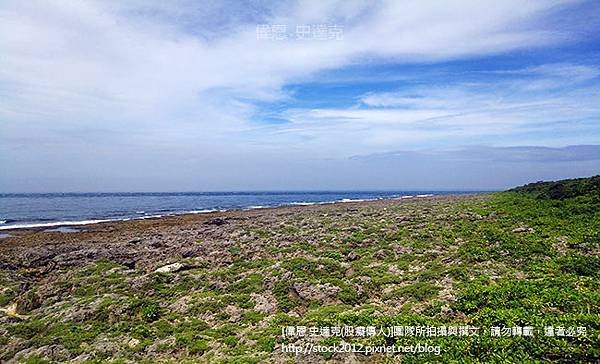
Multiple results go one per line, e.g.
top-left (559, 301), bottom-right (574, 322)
top-left (0, 209), bottom-right (222, 231)
top-left (416, 194), bottom-right (434, 198)
top-left (289, 202), bottom-right (317, 206)
top-left (246, 205), bottom-right (269, 210)
top-left (292, 197), bottom-right (385, 206)
top-left (0, 220), bottom-right (6, 224)
top-left (0, 219), bottom-right (114, 230)
top-left (184, 209), bottom-right (218, 214)
top-left (338, 197), bottom-right (383, 203)
top-left (339, 198), bottom-right (366, 203)
top-left (136, 214), bottom-right (163, 220)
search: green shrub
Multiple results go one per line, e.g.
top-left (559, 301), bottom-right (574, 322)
top-left (386, 282), bottom-right (439, 301)
top-left (139, 302), bottom-right (160, 322)
top-left (559, 255), bottom-right (600, 276)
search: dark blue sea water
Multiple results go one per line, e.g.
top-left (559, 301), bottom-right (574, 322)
top-left (0, 191), bottom-right (474, 230)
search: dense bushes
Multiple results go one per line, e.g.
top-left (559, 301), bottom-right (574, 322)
top-left (510, 175), bottom-right (600, 200)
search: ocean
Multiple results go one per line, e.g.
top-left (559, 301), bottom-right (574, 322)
top-left (0, 191), bottom-right (475, 231)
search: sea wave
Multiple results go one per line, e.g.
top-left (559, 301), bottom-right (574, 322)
top-left (0, 219), bottom-right (114, 230)
top-left (289, 202), bottom-right (317, 206)
top-left (246, 205), bottom-right (269, 210)
top-left (183, 209), bottom-right (218, 214)
top-left (0, 209), bottom-right (221, 231)
top-left (338, 197), bottom-right (382, 203)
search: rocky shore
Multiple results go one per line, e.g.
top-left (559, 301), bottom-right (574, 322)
top-left (0, 192), bottom-right (597, 363)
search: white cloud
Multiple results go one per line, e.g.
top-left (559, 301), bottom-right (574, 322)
top-left (0, 0), bottom-right (597, 191)
top-left (0, 1), bottom-right (577, 126)
top-left (277, 62), bottom-right (600, 149)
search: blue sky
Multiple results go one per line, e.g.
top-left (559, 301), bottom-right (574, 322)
top-left (1, 0), bottom-right (599, 192)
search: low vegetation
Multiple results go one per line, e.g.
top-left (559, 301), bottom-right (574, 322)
top-left (0, 176), bottom-right (598, 362)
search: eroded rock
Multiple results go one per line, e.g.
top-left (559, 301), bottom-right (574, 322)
top-left (154, 262), bottom-right (185, 273)
top-left (292, 282), bottom-right (341, 303)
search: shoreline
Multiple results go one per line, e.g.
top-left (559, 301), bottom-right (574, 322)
top-left (0, 193), bottom-right (485, 264)
top-left (0, 192), bottom-right (484, 234)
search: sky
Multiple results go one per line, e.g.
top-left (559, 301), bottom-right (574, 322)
top-left (1, 0), bottom-right (600, 192)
